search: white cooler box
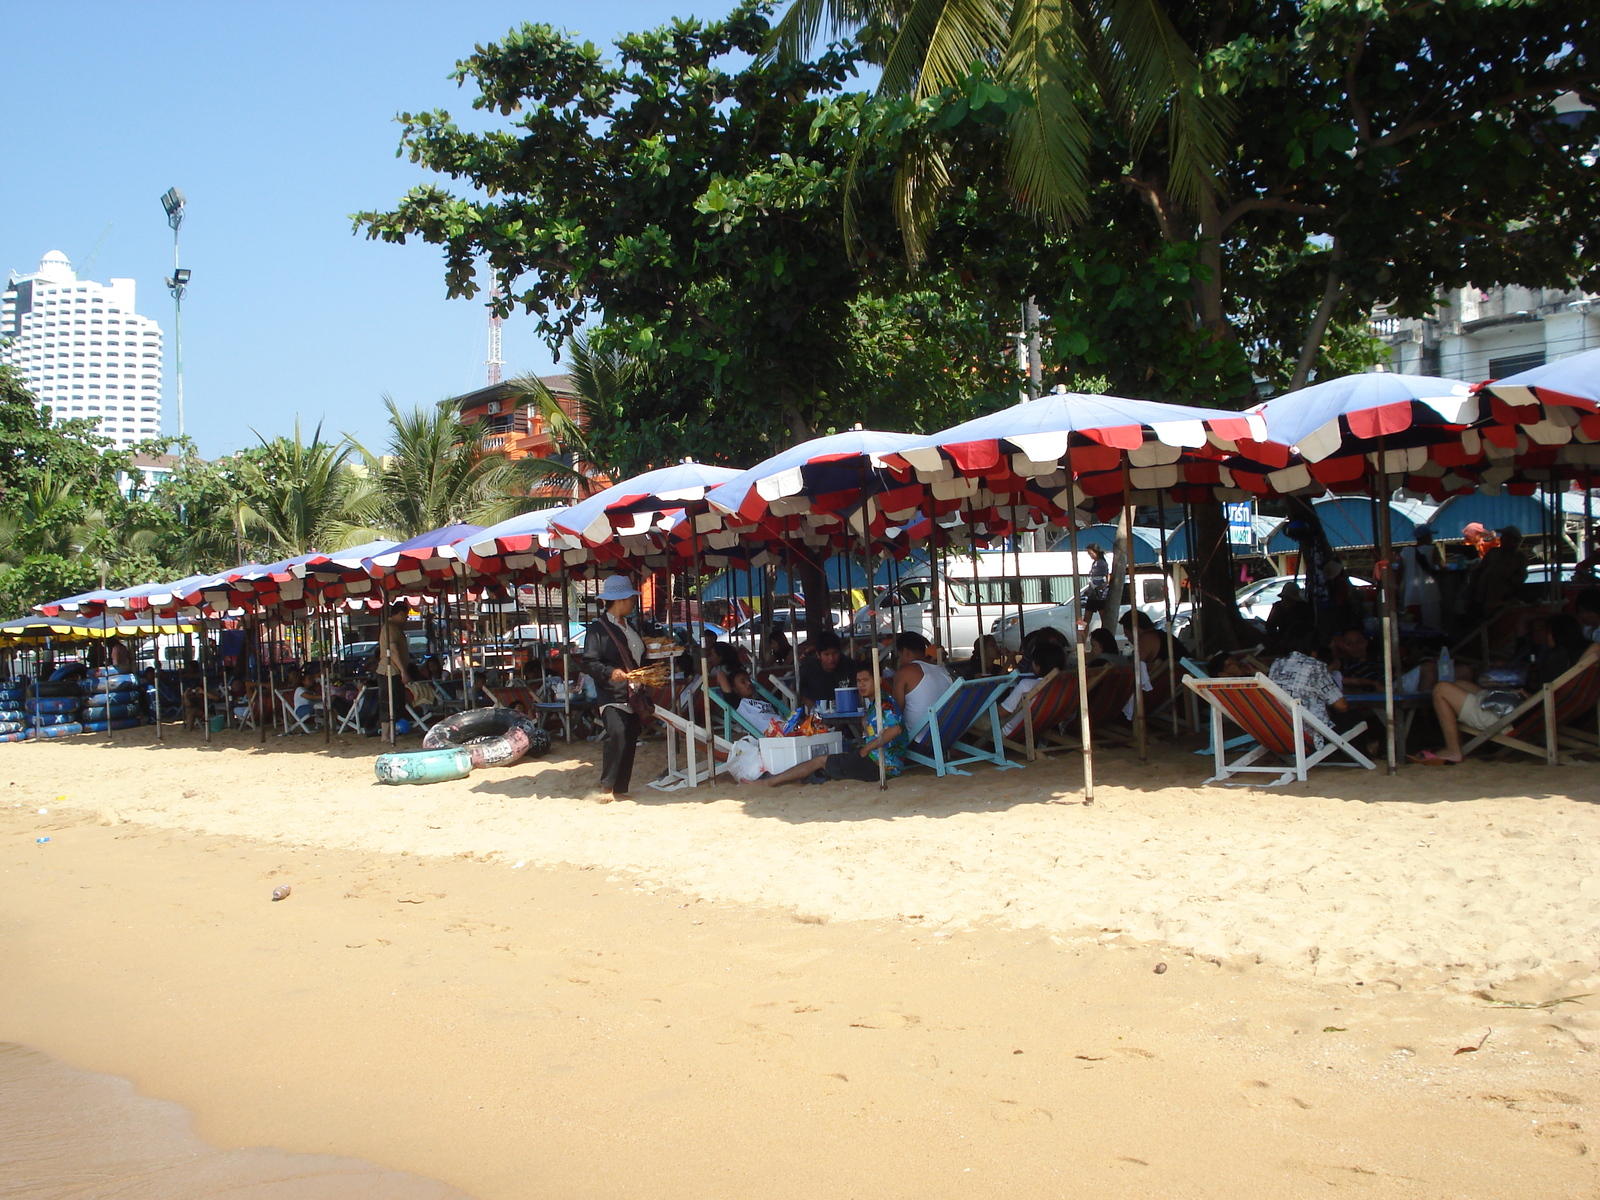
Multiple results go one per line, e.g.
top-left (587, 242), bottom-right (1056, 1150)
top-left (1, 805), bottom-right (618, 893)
top-left (759, 732), bottom-right (843, 775)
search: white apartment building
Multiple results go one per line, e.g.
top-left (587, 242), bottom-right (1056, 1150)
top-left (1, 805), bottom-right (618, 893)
top-left (1372, 284), bottom-right (1599, 382)
top-left (0, 250), bottom-right (165, 447)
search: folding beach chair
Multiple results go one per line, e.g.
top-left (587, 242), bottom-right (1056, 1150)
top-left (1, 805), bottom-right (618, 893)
top-left (1181, 657), bottom-right (1258, 757)
top-left (1184, 674), bottom-right (1375, 786)
top-left (1085, 665), bottom-right (1138, 747)
top-left (708, 687), bottom-right (791, 742)
top-left (1459, 656), bottom-right (1600, 765)
top-left (334, 683), bottom-right (368, 735)
top-left (903, 673), bottom-right (1023, 777)
top-left (650, 704), bottom-right (738, 792)
top-left (276, 688), bottom-right (317, 735)
top-left (1001, 667), bottom-right (1103, 760)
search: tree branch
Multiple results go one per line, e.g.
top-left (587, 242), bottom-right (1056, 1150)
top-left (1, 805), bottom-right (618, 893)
top-left (1218, 195), bottom-right (1337, 231)
top-left (1371, 76), bottom-right (1595, 148)
top-left (1291, 238), bottom-right (1346, 390)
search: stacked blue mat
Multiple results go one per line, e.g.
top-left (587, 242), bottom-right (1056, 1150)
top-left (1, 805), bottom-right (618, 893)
top-left (0, 681), bottom-right (28, 742)
top-left (80, 669), bottom-right (143, 734)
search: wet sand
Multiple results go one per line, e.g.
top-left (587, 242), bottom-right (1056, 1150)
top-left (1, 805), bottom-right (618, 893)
top-left (0, 1043), bottom-right (468, 1199)
top-left (3, 733), bottom-right (1600, 1197)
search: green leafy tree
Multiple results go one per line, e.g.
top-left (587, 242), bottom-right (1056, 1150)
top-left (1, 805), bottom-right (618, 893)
top-left (355, 5), bottom-right (1023, 471)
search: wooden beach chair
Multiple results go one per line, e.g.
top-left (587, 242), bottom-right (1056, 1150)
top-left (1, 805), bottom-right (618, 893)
top-left (1001, 667), bottom-right (1103, 760)
top-left (1085, 665), bottom-right (1137, 747)
top-left (903, 673), bottom-right (1023, 777)
top-left (650, 704), bottom-right (738, 792)
top-left (1180, 657), bottom-right (1258, 757)
top-left (1184, 673), bottom-right (1376, 786)
top-left (1459, 656), bottom-right (1600, 765)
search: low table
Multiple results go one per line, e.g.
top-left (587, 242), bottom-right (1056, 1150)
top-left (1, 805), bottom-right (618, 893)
top-left (1343, 691), bottom-right (1431, 762)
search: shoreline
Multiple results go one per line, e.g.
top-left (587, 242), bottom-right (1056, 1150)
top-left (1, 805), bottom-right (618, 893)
top-left (4, 737), bottom-right (1600, 1196)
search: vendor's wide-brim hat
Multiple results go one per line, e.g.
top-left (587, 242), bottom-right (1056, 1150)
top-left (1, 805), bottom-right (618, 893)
top-left (598, 575), bottom-right (639, 601)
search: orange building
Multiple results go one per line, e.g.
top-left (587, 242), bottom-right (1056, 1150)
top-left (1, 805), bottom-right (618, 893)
top-left (448, 375), bottom-right (607, 502)
top-left (448, 374), bottom-right (581, 460)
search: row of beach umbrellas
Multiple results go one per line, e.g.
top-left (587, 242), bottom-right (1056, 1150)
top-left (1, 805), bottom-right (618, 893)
top-left (24, 351), bottom-right (1600, 790)
top-left (35, 351), bottom-right (1600, 625)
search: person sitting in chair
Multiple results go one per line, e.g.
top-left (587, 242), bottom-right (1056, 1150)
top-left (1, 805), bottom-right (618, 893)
top-left (797, 632), bottom-right (860, 706)
top-left (759, 666), bottom-right (908, 787)
top-left (891, 631), bottom-right (954, 740)
top-left (1414, 612), bottom-right (1597, 764)
top-left (1267, 632), bottom-right (1372, 753)
top-left (728, 669), bottom-right (779, 728)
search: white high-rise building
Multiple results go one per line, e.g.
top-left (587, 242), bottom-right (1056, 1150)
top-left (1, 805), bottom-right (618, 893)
top-left (1, 250), bottom-right (165, 447)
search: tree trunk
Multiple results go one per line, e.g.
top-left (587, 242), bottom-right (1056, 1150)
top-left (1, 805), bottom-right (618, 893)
top-left (1098, 526), bottom-right (1129, 642)
top-left (792, 555), bottom-right (834, 640)
top-left (1190, 500), bottom-right (1254, 654)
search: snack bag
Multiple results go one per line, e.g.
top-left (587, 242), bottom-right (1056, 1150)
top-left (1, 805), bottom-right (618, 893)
top-left (781, 709), bottom-right (805, 735)
top-left (766, 718), bottom-right (787, 738)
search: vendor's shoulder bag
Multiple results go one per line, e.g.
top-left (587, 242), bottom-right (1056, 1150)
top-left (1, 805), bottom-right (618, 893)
top-left (598, 619), bottom-right (656, 720)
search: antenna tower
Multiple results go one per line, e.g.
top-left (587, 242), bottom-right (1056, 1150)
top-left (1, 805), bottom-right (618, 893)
top-left (486, 280), bottom-right (504, 386)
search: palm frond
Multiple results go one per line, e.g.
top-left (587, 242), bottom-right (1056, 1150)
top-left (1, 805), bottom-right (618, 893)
top-left (1002, 0), bottom-right (1095, 225)
top-left (880, 0), bottom-right (1007, 98)
top-left (1099, 0), bottom-right (1232, 211)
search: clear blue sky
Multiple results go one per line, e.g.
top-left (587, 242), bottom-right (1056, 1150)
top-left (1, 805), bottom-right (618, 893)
top-left (1, 1), bottom-right (731, 458)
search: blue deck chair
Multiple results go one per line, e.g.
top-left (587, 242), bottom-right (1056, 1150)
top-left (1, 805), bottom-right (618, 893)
top-left (903, 672), bottom-right (1024, 777)
top-left (709, 687), bottom-right (789, 741)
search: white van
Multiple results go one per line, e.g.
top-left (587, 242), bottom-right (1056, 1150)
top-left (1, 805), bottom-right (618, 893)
top-left (850, 551), bottom-right (1096, 653)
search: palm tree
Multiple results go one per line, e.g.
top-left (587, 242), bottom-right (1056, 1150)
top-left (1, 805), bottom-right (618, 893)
top-left (357, 397), bottom-right (561, 539)
top-left (235, 422), bottom-right (381, 559)
top-left (771, 0), bottom-right (1231, 261)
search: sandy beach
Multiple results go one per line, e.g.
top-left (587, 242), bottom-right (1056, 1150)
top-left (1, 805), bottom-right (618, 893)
top-left (5, 729), bottom-right (1600, 1197)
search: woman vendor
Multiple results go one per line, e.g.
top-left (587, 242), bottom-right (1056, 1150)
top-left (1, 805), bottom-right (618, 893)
top-left (580, 575), bottom-right (661, 800)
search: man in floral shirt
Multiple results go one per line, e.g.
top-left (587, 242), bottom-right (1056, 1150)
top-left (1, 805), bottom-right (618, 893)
top-left (760, 666), bottom-right (909, 786)
top-left (1267, 635), bottom-right (1368, 751)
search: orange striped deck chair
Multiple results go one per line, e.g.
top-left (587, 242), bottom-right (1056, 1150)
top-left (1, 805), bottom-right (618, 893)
top-left (1460, 654), bottom-right (1600, 765)
top-left (1002, 666), bottom-right (1106, 760)
top-left (1087, 665), bottom-right (1137, 746)
top-left (1184, 673), bottom-right (1375, 786)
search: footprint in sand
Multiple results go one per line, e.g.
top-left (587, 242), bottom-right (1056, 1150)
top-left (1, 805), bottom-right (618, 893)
top-left (1534, 1121), bottom-right (1587, 1157)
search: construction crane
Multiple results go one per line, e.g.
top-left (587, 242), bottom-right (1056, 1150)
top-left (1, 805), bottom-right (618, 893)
top-left (77, 224), bottom-right (114, 278)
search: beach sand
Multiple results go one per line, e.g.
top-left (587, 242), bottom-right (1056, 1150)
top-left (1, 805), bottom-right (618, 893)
top-left (3, 728), bottom-right (1600, 1197)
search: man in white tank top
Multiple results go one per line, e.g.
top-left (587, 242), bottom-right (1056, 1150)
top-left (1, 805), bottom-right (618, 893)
top-left (891, 632), bottom-right (955, 741)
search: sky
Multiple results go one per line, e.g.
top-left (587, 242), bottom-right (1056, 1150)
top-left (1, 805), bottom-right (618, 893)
top-left (0, 1), bottom-right (732, 458)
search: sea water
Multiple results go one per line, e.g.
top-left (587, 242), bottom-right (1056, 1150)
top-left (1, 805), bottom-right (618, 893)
top-left (0, 1043), bottom-right (472, 1199)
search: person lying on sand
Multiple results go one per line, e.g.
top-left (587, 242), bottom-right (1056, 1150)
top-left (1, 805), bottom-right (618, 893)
top-left (758, 666), bottom-right (908, 787)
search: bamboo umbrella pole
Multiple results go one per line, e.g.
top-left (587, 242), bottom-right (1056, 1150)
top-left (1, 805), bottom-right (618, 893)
top-left (969, 501), bottom-right (986, 672)
top-left (1121, 463), bottom-right (1147, 763)
top-left (693, 522), bottom-right (716, 783)
top-left (201, 617), bottom-right (212, 744)
top-left (256, 611), bottom-right (268, 746)
top-left (1374, 443), bottom-right (1397, 774)
top-left (322, 605), bottom-right (332, 745)
top-left (1156, 489), bottom-right (1178, 738)
top-left (1068, 502), bottom-right (1094, 803)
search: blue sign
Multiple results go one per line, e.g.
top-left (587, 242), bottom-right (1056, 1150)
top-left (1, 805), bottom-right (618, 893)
top-left (1226, 501), bottom-right (1255, 547)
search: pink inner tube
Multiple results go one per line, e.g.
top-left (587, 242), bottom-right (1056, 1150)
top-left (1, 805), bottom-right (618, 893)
top-left (422, 706), bottom-right (547, 769)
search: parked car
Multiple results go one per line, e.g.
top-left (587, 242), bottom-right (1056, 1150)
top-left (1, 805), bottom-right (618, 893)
top-left (992, 571), bottom-right (1187, 653)
top-left (340, 633), bottom-right (428, 669)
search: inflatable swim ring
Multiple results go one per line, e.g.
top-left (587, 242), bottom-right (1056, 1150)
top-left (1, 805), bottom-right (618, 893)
top-left (374, 747), bottom-right (473, 785)
top-left (422, 706), bottom-right (548, 768)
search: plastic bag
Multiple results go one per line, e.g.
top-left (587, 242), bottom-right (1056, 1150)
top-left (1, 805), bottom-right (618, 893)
top-left (727, 736), bottom-right (766, 782)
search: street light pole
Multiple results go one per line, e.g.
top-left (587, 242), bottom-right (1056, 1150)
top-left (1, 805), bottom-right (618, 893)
top-left (160, 188), bottom-right (189, 439)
